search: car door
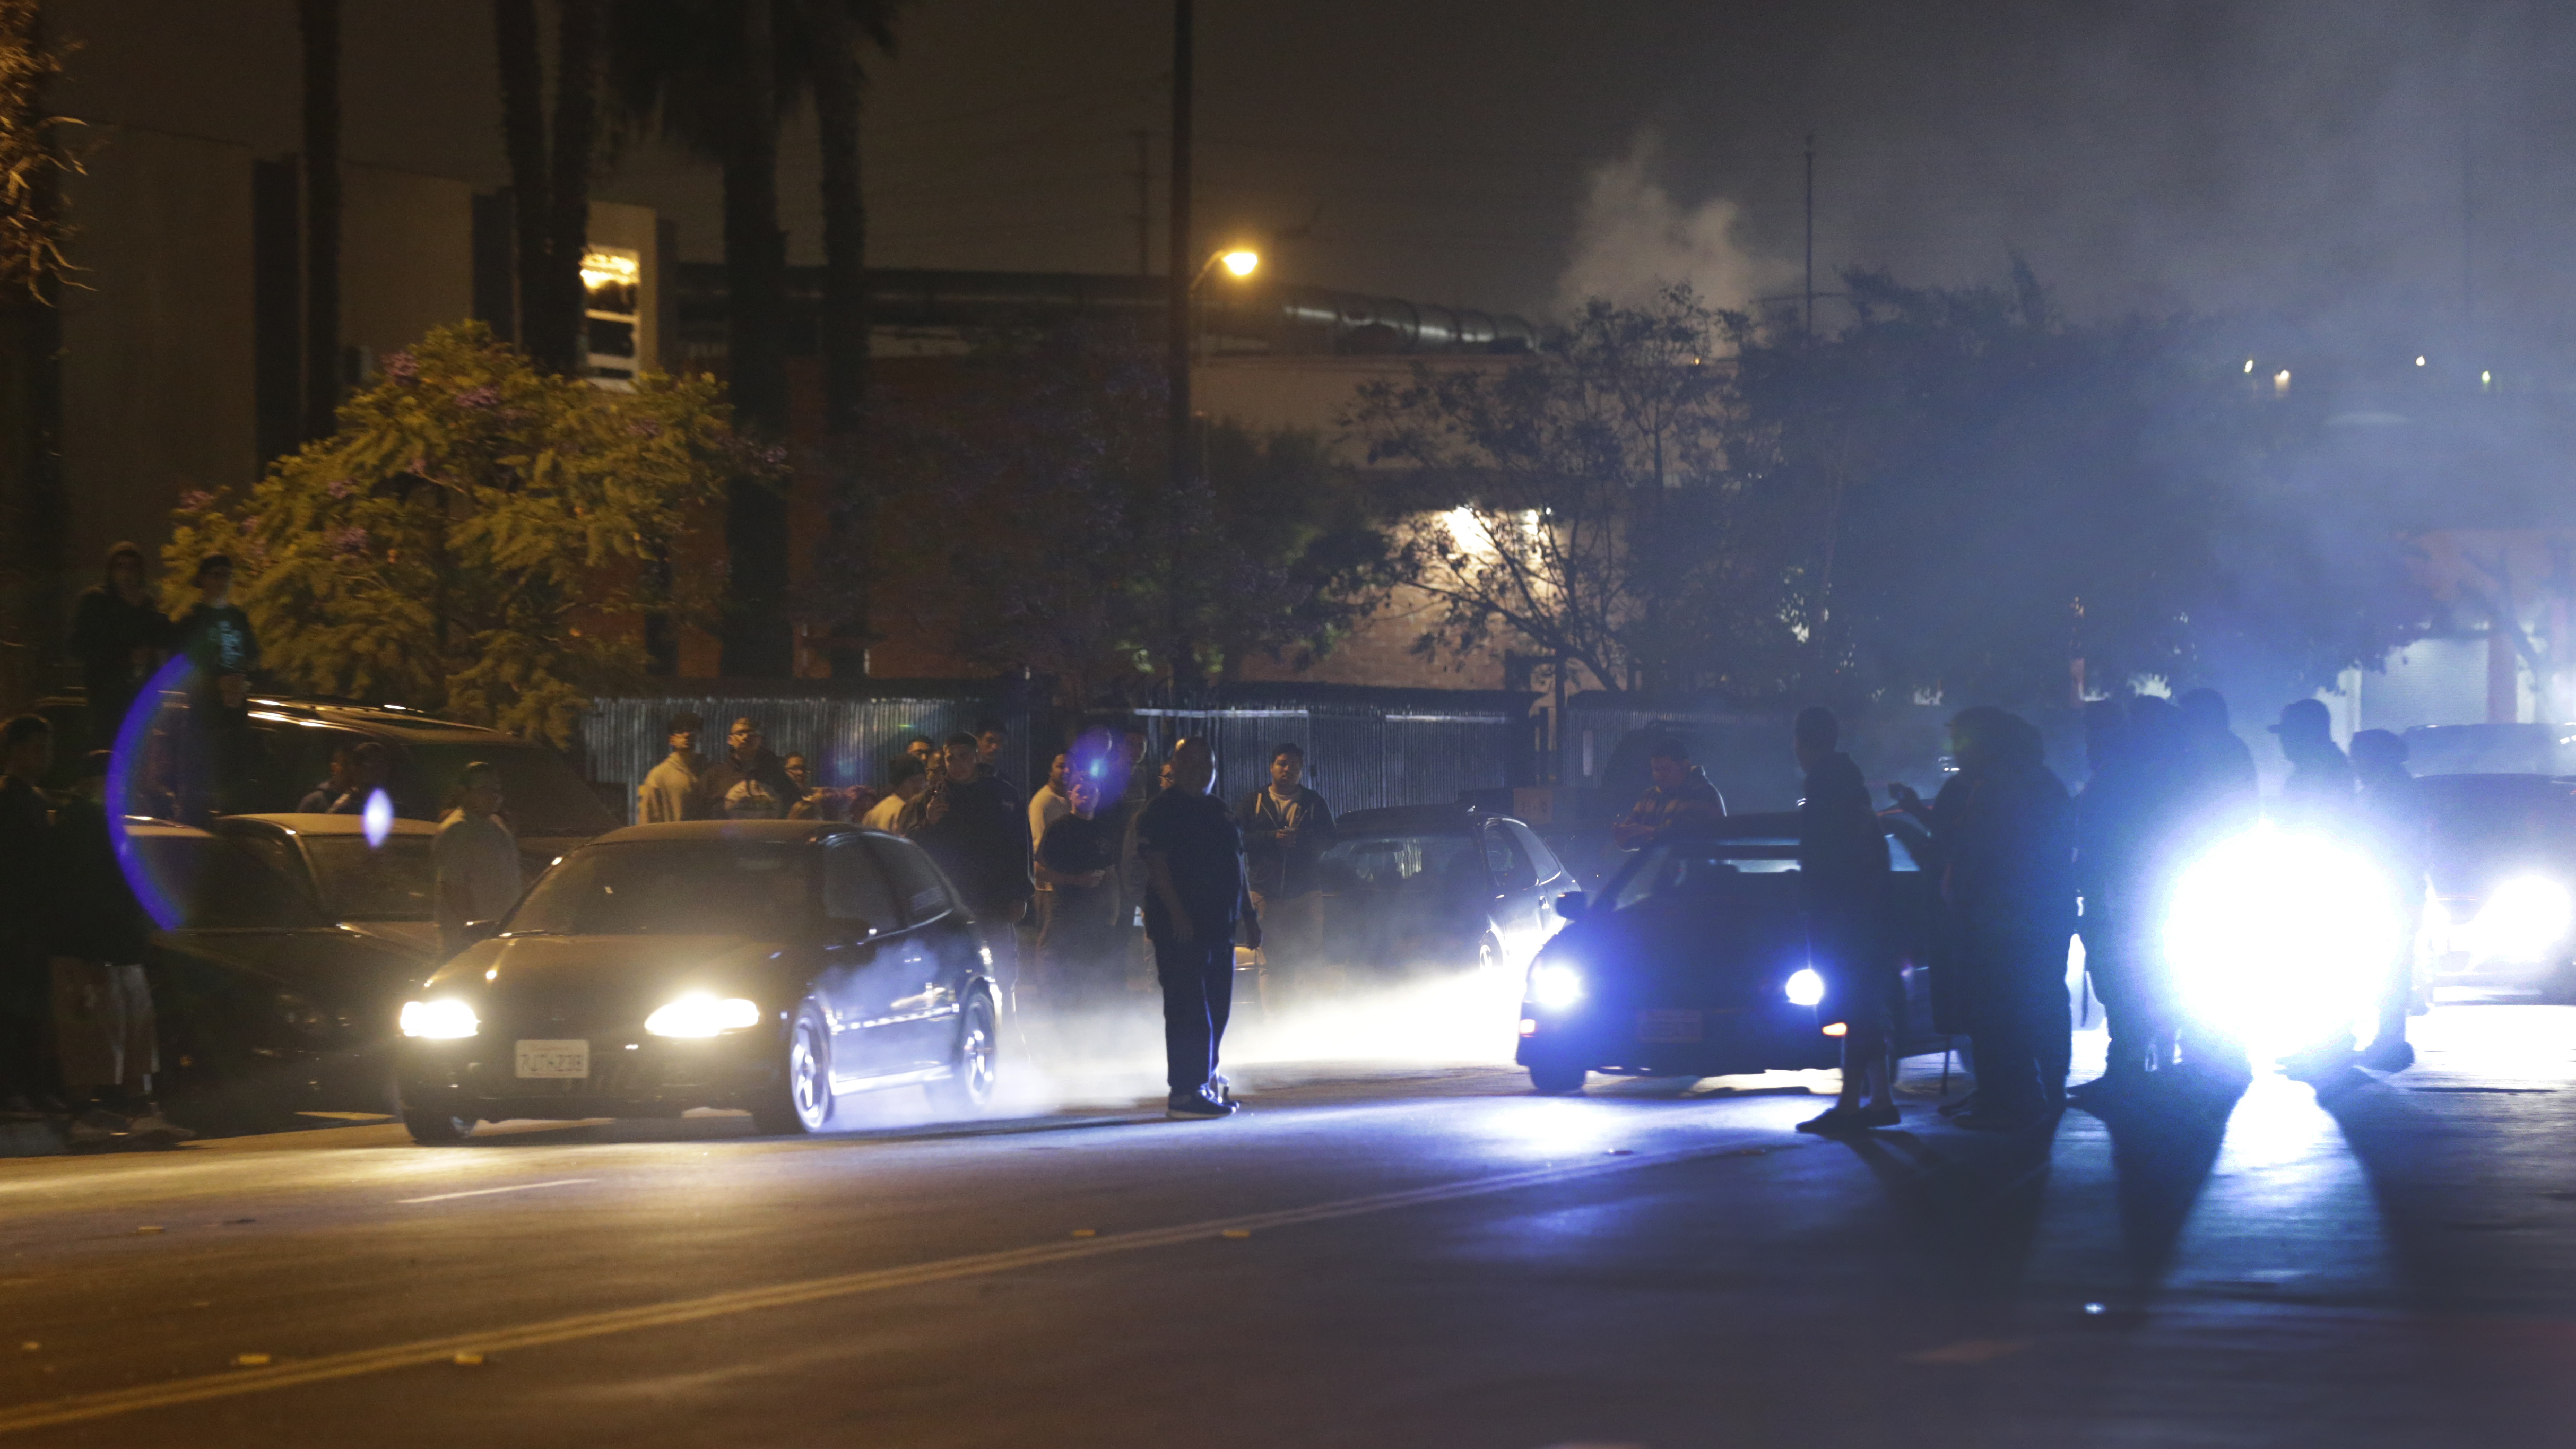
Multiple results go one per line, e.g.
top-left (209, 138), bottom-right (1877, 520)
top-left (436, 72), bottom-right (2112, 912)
top-left (864, 835), bottom-right (969, 1071)
top-left (819, 836), bottom-right (916, 1083)
top-left (1505, 820), bottom-right (1572, 937)
top-left (1479, 820), bottom-right (1543, 952)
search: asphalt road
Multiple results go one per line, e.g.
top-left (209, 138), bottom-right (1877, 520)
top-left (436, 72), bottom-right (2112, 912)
top-left (3, 1001), bottom-right (2573, 1448)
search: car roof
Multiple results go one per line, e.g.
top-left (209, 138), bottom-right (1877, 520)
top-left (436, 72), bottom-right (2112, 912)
top-left (120, 817), bottom-right (213, 839)
top-left (591, 820), bottom-right (870, 846)
top-left (1335, 804), bottom-right (1532, 835)
top-left (215, 812), bottom-right (440, 837)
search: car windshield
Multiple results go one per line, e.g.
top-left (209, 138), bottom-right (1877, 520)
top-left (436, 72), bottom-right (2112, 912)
top-left (406, 742), bottom-right (618, 839)
top-left (1608, 840), bottom-right (1803, 912)
top-left (128, 835), bottom-right (330, 931)
top-left (505, 841), bottom-right (816, 939)
top-left (301, 836), bottom-right (436, 921)
top-left (1319, 831), bottom-right (1485, 892)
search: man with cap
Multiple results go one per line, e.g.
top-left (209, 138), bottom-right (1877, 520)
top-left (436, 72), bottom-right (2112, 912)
top-left (2270, 698), bottom-right (2354, 828)
top-left (638, 712), bottom-right (708, 824)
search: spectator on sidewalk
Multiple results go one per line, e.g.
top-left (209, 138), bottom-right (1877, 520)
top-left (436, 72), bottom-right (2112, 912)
top-left (861, 754), bottom-right (927, 832)
top-left (1611, 737), bottom-right (1727, 848)
top-left (1036, 775), bottom-right (1121, 1010)
top-left (49, 751), bottom-right (191, 1147)
top-left (903, 732), bottom-right (1033, 945)
top-left (1139, 737), bottom-right (1259, 1120)
top-left (0, 716), bottom-right (58, 1118)
top-left (171, 554), bottom-right (261, 821)
top-left (1238, 743), bottom-right (1334, 1000)
top-left (435, 762), bottom-right (523, 959)
top-left (703, 717), bottom-right (803, 821)
top-left (975, 718), bottom-right (1024, 808)
top-left (637, 712), bottom-right (707, 825)
top-left (69, 542), bottom-right (171, 749)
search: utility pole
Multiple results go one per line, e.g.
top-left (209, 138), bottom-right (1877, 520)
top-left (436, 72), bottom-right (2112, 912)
top-left (1802, 132), bottom-right (1816, 337)
top-left (1130, 128), bottom-right (1151, 276)
top-left (1166, 0), bottom-right (1193, 699)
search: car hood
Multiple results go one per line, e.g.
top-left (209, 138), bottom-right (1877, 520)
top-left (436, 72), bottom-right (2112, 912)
top-left (424, 934), bottom-right (796, 1011)
top-left (154, 927), bottom-right (432, 1005)
top-left (341, 919), bottom-right (443, 960)
top-left (1540, 897), bottom-right (1805, 1005)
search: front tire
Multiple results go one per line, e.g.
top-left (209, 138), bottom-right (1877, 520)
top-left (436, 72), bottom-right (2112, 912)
top-left (1528, 1060), bottom-right (1587, 1095)
top-left (930, 993), bottom-right (1000, 1114)
top-left (754, 1006), bottom-right (835, 1135)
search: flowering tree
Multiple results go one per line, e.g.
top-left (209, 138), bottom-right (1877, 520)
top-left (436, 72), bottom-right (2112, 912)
top-left (160, 322), bottom-right (766, 743)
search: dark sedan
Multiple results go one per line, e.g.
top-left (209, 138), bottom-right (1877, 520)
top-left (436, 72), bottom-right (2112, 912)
top-left (1514, 813), bottom-right (1942, 1094)
top-left (2417, 773), bottom-right (2576, 999)
top-left (394, 821), bottom-right (1001, 1143)
top-left (1313, 805), bottom-right (1575, 981)
top-left (125, 819), bottom-right (432, 1120)
top-left (205, 813), bottom-right (444, 960)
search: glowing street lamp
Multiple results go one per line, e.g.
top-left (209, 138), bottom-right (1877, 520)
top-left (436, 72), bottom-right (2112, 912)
top-left (1221, 248), bottom-right (1260, 277)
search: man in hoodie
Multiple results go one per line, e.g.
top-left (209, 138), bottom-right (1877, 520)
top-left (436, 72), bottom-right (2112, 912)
top-left (637, 712), bottom-right (708, 824)
top-left (1791, 707), bottom-right (1898, 1134)
top-left (1611, 737), bottom-right (1727, 848)
top-left (68, 542), bottom-right (171, 748)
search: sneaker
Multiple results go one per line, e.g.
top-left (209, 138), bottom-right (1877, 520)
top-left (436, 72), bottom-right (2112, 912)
top-left (1209, 1072), bottom-right (1234, 1104)
top-left (1797, 1102), bottom-right (1898, 1135)
top-left (1166, 1089), bottom-right (1237, 1120)
top-left (66, 1108), bottom-right (127, 1148)
top-left (2355, 1038), bottom-right (2415, 1074)
top-left (125, 1112), bottom-right (197, 1144)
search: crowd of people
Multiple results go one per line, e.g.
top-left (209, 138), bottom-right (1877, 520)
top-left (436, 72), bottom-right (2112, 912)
top-left (1790, 688), bottom-right (2428, 1138)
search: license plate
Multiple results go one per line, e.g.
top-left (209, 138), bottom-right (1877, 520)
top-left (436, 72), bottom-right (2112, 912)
top-left (1636, 1009), bottom-right (1702, 1044)
top-left (514, 1039), bottom-right (589, 1079)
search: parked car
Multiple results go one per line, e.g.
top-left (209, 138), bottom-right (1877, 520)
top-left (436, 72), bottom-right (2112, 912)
top-left (2417, 773), bottom-right (2576, 999)
top-left (1515, 812), bottom-right (1943, 1094)
top-left (394, 821), bottom-right (1002, 1143)
top-left (125, 818), bottom-right (433, 1121)
top-left (36, 689), bottom-right (621, 874)
top-left (1313, 805), bottom-right (1575, 979)
top-left (205, 813), bottom-right (444, 960)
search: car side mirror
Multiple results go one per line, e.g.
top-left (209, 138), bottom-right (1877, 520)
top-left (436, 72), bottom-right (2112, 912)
top-left (462, 919), bottom-right (502, 946)
top-left (1556, 891), bottom-right (1587, 922)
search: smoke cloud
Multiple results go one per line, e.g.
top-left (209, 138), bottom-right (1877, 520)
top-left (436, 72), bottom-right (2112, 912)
top-left (1556, 130), bottom-right (1792, 315)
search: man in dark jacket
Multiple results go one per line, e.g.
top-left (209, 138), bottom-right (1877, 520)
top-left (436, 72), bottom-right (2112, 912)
top-left (69, 542), bottom-right (171, 748)
top-left (1237, 742), bottom-right (1335, 1002)
top-left (701, 717), bottom-right (805, 820)
top-left (1611, 737), bottom-right (1726, 847)
top-left (905, 732), bottom-right (1034, 945)
top-left (170, 554), bottom-right (261, 821)
top-left (1138, 737), bottom-right (1258, 1119)
top-left (1791, 707), bottom-right (1897, 1135)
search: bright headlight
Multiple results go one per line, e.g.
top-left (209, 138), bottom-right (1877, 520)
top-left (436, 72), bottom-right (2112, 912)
top-left (2474, 877), bottom-right (2573, 962)
top-left (1529, 963), bottom-right (1584, 1010)
top-left (1783, 967), bottom-right (1826, 1007)
top-left (644, 994), bottom-right (763, 1038)
top-left (400, 999), bottom-right (480, 1039)
top-left (2164, 822), bottom-right (2396, 1054)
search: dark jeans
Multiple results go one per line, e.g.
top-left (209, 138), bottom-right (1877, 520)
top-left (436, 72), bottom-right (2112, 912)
top-left (1151, 929), bottom-right (1235, 1098)
top-left (2084, 934), bottom-right (2171, 1076)
top-left (1970, 968), bottom-right (2070, 1117)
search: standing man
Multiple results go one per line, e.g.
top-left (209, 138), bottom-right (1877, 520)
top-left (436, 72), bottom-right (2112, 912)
top-left (434, 762), bottom-right (523, 959)
top-left (2270, 698), bottom-right (2354, 826)
top-left (1026, 751), bottom-right (1075, 985)
top-left (1036, 775), bottom-right (1120, 1010)
top-left (975, 718), bottom-right (1023, 806)
top-left (861, 754), bottom-right (926, 832)
top-left (905, 732), bottom-right (1033, 967)
top-left (68, 542), bottom-right (170, 749)
top-left (2070, 700), bottom-right (2151, 1103)
top-left (2350, 729), bottom-right (2427, 1073)
top-left (1791, 707), bottom-right (1897, 1134)
top-left (0, 717), bottom-right (58, 1117)
top-left (1238, 742), bottom-right (1334, 1002)
top-left (50, 751), bottom-right (190, 1146)
top-left (1611, 737), bottom-right (1726, 848)
top-left (637, 712), bottom-right (707, 825)
top-left (171, 554), bottom-right (260, 821)
top-left (1137, 737), bottom-right (1259, 1120)
top-left (702, 717), bottom-right (803, 821)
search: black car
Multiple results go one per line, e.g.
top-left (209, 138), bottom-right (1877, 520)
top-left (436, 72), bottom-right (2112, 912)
top-left (2416, 773), bottom-right (2576, 999)
top-left (394, 821), bottom-right (1002, 1143)
top-left (124, 819), bottom-right (433, 1120)
top-left (1313, 805), bottom-right (1576, 978)
top-left (1514, 813), bottom-right (1942, 1094)
top-left (206, 812), bottom-right (445, 960)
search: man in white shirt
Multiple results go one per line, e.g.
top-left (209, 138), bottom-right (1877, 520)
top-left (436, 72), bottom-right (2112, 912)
top-left (860, 754), bottom-right (927, 832)
top-left (636, 712), bottom-right (705, 824)
top-left (435, 762), bottom-right (524, 958)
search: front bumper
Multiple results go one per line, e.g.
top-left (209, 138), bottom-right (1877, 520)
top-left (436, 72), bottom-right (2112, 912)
top-left (397, 1027), bottom-right (783, 1120)
top-left (1516, 998), bottom-right (1841, 1077)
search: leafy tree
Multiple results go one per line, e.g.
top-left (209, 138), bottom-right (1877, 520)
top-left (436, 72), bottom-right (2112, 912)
top-left (1723, 264), bottom-right (2429, 708)
top-left (860, 320), bottom-right (1400, 705)
top-left (1345, 284), bottom-right (1802, 699)
top-left (159, 323), bottom-right (767, 744)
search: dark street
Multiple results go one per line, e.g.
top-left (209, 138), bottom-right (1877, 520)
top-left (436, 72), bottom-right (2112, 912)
top-left (2, 1002), bottom-right (2569, 1448)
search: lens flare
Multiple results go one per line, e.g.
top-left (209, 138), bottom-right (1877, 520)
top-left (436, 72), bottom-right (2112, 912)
top-left (1783, 967), bottom-right (1825, 1006)
top-left (362, 787), bottom-right (395, 848)
top-left (108, 654), bottom-right (198, 931)
top-left (2164, 822), bottom-right (2397, 1060)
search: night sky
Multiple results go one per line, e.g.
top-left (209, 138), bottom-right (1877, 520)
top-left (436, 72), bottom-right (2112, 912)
top-left (50, 1), bottom-right (2576, 370)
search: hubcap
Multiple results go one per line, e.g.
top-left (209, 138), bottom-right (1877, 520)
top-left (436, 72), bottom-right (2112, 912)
top-left (960, 1011), bottom-right (996, 1101)
top-left (791, 1023), bottom-right (827, 1126)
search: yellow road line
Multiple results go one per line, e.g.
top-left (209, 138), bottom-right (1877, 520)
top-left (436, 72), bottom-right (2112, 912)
top-left (0, 1141), bottom-right (1753, 1435)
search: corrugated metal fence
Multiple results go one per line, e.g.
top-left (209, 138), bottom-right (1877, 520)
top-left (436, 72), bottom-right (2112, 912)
top-left (584, 696), bottom-right (1025, 822)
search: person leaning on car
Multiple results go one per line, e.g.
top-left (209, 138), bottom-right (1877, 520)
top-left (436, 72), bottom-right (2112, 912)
top-left (1611, 736), bottom-right (1728, 848)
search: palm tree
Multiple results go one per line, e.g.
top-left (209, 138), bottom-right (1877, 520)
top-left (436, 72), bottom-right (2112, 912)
top-left (493, 0), bottom-right (603, 376)
top-left (298, 0), bottom-right (340, 439)
top-left (0, 0), bottom-right (71, 706)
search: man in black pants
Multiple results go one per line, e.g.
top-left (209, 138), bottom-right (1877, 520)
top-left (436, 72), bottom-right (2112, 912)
top-left (1791, 706), bottom-right (1897, 1135)
top-left (1137, 736), bottom-right (1260, 1120)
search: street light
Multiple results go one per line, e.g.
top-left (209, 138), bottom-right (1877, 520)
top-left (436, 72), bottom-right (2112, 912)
top-left (1221, 248), bottom-right (1260, 277)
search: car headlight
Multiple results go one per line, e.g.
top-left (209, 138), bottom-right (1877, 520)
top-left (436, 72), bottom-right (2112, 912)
top-left (1529, 963), bottom-right (1584, 1009)
top-left (644, 994), bottom-right (763, 1038)
top-left (2474, 877), bottom-right (2573, 962)
top-left (2164, 822), bottom-right (2397, 1053)
top-left (399, 999), bottom-right (480, 1039)
top-left (1783, 967), bottom-right (1826, 1007)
